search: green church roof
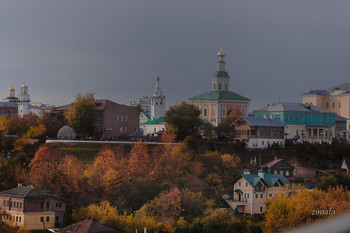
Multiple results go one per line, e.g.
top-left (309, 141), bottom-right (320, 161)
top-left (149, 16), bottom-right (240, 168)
top-left (213, 71), bottom-right (229, 78)
top-left (189, 91), bottom-right (250, 101)
top-left (144, 117), bottom-right (165, 125)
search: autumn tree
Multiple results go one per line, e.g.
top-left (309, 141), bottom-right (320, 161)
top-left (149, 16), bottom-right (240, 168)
top-left (165, 102), bottom-right (201, 140)
top-left (142, 187), bottom-right (183, 225)
top-left (263, 185), bottom-right (350, 233)
top-left (215, 105), bottom-right (241, 140)
top-left (29, 146), bottom-right (64, 195)
top-left (128, 142), bottom-right (150, 178)
top-left (65, 92), bottom-right (96, 137)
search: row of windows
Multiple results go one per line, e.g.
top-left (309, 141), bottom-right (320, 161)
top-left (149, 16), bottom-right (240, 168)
top-left (116, 114), bottom-right (128, 121)
top-left (213, 83), bottom-right (228, 91)
top-left (273, 170), bottom-right (290, 177)
top-left (3, 200), bottom-right (22, 209)
top-left (255, 192), bottom-right (264, 199)
top-left (261, 113), bottom-right (334, 124)
top-left (326, 102), bottom-right (341, 109)
top-left (238, 181), bottom-right (248, 187)
top-left (41, 216), bottom-right (50, 222)
top-left (120, 127), bottom-right (128, 133)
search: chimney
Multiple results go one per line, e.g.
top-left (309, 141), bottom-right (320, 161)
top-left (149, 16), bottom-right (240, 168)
top-left (18, 183), bottom-right (22, 187)
top-left (275, 156), bottom-right (278, 160)
top-left (258, 169), bottom-right (265, 179)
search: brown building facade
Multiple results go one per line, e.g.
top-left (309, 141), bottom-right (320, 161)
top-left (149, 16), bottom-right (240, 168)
top-left (0, 184), bottom-right (66, 230)
top-left (53, 99), bottom-right (139, 139)
top-left (233, 116), bottom-right (286, 148)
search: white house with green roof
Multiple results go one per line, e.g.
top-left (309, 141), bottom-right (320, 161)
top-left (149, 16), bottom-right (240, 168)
top-left (189, 45), bottom-right (250, 126)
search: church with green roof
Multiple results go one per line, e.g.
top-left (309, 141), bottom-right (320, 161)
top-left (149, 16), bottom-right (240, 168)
top-left (189, 45), bottom-right (250, 126)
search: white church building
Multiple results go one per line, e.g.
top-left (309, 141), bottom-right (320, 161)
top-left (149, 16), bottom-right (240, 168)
top-left (143, 77), bottom-right (167, 136)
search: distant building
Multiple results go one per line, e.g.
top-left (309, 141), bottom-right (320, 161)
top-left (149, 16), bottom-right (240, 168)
top-left (260, 158), bottom-right (294, 178)
top-left (341, 157), bottom-right (350, 174)
top-left (56, 219), bottom-right (120, 233)
top-left (53, 99), bottom-right (139, 139)
top-left (301, 83), bottom-right (350, 119)
top-left (3, 85), bottom-right (53, 117)
top-left (335, 115), bottom-right (347, 140)
top-left (143, 78), bottom-right (166, 136)
top-left (254, 102), bottom-right (336, 143)
top-left (0, 184), bottom-right (67, 230)
top-left (226, 169), bottom-right (290, 215)
top-left (129, 96), bottom-right (151, 115)
top-left (233, 116), bottom-right (286, 148)
top-left (189, 45), bottom-right (250, 126)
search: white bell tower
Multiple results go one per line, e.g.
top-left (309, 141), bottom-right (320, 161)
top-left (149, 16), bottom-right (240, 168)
top-left (18, 84), bottom-right (31, 117)
top-left (150, 77), bottom-right (165, 120)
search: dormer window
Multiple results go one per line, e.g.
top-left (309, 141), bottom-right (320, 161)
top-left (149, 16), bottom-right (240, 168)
top-left (274, 182), bottom-right (280, 187)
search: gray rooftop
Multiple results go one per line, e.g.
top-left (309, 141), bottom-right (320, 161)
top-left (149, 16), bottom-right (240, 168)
top-left (241, 116), bottom-right (286, 127)
top-left (255, 102), bottom-right (335, 114)
top-left (0, 186), bottom-right (53, 198)
top-left (302, 83), bottom-right (350, 96)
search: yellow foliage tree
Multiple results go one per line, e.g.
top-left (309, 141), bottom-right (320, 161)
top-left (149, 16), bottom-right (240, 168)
top-left (263, 185), bottom-right (350, 233)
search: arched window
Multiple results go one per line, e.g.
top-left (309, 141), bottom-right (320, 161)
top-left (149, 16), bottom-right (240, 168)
top-left (204, 108), bottom-right (207, 117)
top-left (219, 83), bottom-right (222, 90)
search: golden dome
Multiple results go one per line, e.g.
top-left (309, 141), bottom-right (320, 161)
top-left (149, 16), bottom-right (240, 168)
top-left (9, 86), bottom-right (15, 92)
top-left (217, 45), bottom-right (226, 57)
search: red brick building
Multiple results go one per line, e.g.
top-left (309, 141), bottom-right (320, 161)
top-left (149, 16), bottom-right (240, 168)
top-left (53, 99), bottom-right (139, 139)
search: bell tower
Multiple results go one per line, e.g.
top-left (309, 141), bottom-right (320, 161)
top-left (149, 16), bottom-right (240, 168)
top-left (150, 77), bottom-right (165, 120)
top-left (212, 44), bottom-right (230, 91)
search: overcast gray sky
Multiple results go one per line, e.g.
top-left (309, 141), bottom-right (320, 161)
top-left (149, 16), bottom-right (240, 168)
top-left (1, 0), bottom-right (350, 111)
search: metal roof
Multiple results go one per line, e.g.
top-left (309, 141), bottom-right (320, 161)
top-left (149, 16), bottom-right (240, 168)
top-left (241, 116), bottom-right (286, 127)
top-left (144, 117), bottom-right (165, 125)
top-left (255, 102), bottom-right (335, 114)
top-left (0, 186), bottom-right (53, 198)
top-left (189, 90), bottom-right (250, 101)
top-left (241, 173), bottom-right (291, 187)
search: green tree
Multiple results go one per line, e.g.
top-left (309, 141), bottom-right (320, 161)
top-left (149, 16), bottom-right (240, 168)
top-left (65, 92), bottom-right (96, 137)
top-left (165, 102), bottom-right (201, 140)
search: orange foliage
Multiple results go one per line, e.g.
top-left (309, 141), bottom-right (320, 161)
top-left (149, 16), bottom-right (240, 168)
top-left (128, 142), bottom-right (150, 177)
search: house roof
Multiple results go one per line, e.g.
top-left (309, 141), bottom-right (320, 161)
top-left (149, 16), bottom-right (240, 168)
top-left (0, 186), bottom-right (54, 198)
top-left (335, 115), bottom-right (347, 122)
top-left (57, 219), bottom-right (120, 233)
top-left (261, 159), bottom-right (284, 168)
top-left (301, 83), bottom-right (350, 96)
top-left (144, 117), bottom-right (165, 125)
top-left (238, 173), bottom-right (290, 187)
top-left (189, 90), bottom-right (250, 101)
top-left (342, 157), bottom-right (350, 169)
top-left (54, 99), bottom-right (135, 112)
top-left (240, 116), bottom-right (286, 127)
top-left (255, 102), bottom-right (335, 114)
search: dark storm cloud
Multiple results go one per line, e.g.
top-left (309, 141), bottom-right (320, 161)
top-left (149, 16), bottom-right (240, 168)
top-left (0, 0), bottom-right (350, 111)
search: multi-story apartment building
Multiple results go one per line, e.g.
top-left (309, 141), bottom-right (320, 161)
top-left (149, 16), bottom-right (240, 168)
top-left (254, 102), bottom-right (336, 143)
top-left (226, 169), bottom-right (290, 215)
top-left (301, 83), bottom-right (350, 119)
top-left (233, 116), bottom-right (286, 148)
top-left (0, 184), bottom-right (66, 230)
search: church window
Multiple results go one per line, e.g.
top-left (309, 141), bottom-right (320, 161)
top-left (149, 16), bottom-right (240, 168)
top-left (204, 108), bottom-right (207, 117)
top-left (214, 84), bottom-right (216, 90)
top-left (326, 103), bottom-right (329, 108)
top-left (219, 83), bottom-right (222, 90)
top-left (332, 102), bottom-right (335, 108)
top-left (225, 83), bottom-right (227, 90)
top-left (339, 103), bottom-right (341, 108)
top-left (160, 97), bottom-right (163, 104)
